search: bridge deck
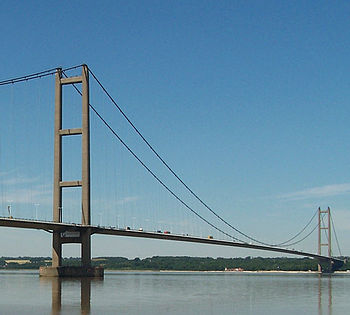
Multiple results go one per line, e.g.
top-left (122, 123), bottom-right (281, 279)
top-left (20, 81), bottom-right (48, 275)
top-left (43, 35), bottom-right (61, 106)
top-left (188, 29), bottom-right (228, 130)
top-left (0, 217), bottom-right (343, 264)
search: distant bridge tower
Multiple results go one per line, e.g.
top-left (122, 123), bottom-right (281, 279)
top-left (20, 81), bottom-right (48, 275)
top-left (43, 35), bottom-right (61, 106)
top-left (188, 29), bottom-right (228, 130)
top-left (40, 65), bottom-right (103, 277)
top-left (317, 207), bottom-right (332, 273)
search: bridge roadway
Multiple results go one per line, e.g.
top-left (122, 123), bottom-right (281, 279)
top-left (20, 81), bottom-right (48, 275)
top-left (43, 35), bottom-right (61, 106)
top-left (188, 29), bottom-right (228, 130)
top-left (0, 217), bottom-right (344, 266)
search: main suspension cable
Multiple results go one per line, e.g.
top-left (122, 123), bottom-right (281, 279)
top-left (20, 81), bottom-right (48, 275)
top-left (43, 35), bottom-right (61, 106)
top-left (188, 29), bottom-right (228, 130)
top-left (62, 70), bottom-right (244, 243)
top-left (88, 67), bottom-right (320, 248)
top-left (280, 214), bottom-right (325, 248)
top-left (274, 208), bottom-right (319, 246)
top-left (88, 68), bottom-right (271, 245)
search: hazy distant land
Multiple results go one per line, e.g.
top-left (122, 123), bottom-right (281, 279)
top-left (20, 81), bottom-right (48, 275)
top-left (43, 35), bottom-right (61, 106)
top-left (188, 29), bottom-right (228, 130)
top-left (1, 256), bottom-right (349, 272)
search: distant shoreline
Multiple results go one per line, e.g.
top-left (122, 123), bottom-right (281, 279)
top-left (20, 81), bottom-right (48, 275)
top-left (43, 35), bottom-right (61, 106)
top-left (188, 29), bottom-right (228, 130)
top-left (106, 269), bottom-right (350, 274)
top-left (1, 256), bottom-right (348, 272)
top-left (2, 269), bottom-right (350, 274)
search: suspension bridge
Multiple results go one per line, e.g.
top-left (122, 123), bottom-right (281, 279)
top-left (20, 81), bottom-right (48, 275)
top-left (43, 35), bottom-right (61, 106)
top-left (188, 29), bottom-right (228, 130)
top-left (0, 65), bottom-right (345, 276)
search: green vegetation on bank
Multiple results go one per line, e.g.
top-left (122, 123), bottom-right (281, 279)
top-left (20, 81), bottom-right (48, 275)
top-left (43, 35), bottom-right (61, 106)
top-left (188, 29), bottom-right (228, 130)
top-left (1, 256), bottom-right (349, 271)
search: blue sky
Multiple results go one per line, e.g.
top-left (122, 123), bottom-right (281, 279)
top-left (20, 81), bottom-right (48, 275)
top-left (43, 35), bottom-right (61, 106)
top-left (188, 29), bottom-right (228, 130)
top-left (1, 1), bottom-right (350, 258)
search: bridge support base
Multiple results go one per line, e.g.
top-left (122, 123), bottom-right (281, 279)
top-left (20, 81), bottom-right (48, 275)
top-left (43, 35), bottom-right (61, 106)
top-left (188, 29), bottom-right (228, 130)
top-left (39, 266), bottom-right (104, 278)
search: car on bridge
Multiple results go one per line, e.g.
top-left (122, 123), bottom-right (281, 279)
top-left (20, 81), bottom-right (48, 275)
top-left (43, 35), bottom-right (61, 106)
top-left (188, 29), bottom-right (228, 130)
top-left (164, 231), bottom-right (170, 234)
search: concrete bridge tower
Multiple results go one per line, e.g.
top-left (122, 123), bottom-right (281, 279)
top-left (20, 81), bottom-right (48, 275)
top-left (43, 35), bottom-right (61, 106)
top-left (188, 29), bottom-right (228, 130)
top-left (40, 65), bottom-right (103, 277)
top-left (317, 207), bottom-right (332, 273)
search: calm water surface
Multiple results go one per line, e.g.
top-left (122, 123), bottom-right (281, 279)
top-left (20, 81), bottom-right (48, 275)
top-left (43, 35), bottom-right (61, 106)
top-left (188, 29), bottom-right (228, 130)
top-left (0, 270), bottom-right (349, 314)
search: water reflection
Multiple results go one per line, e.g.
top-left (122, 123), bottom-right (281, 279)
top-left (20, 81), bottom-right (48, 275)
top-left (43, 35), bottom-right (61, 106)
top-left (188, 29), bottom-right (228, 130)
top-left (38, 272), bottom-right (336, 314)
top-left (41, 277), bottom-right (102, 315)
top-left (318, 275), bottom-right (332, 315)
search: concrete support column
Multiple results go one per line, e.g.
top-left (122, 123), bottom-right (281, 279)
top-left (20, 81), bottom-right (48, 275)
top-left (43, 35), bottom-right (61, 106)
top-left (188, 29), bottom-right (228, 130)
top-left (81, 229), bottom-right (91, 267)
top-left (328, 207), bottom-right (331, 258)
top-left (81, 64), bottom-right (90, 227)
top-left (81, 65), bottom-right (91, 268)
top-left (52, 68), bottom-right (63, 268)
top-left (318, 207), bottom-right (321, 273)
top-left (328, 207), bottom-right (332, 272)
top-left (52, 232), bottom-right (62, 268)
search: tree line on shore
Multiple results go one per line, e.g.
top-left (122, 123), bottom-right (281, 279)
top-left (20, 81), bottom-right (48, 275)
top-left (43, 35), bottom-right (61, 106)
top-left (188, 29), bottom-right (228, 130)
top-left (1, 256), bottom-right (349, 271)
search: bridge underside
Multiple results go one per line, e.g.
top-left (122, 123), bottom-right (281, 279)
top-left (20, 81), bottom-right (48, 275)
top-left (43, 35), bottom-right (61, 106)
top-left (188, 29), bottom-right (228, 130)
top-left (0, 217), bottom-right (344, 273)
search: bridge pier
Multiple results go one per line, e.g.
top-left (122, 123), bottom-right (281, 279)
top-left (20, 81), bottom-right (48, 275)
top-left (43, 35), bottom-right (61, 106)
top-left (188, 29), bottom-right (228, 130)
top-left (317, 258), bottom-right (344, 274)
top-left (40, 265), bottom-right (104, 277)
top-left (40, 228), bottom-right (103, 277)
top-left (40, 65), bottom-right (103, 277)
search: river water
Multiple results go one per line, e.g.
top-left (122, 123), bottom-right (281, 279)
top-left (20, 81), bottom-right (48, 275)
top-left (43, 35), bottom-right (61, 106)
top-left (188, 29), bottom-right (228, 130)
top-left (0, 270), bottom-right (350, 314)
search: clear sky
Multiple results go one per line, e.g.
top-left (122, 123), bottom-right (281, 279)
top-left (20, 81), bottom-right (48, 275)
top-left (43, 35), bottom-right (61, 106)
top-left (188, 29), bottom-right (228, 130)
top-left (1, 1), bottom-right (350, 259)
